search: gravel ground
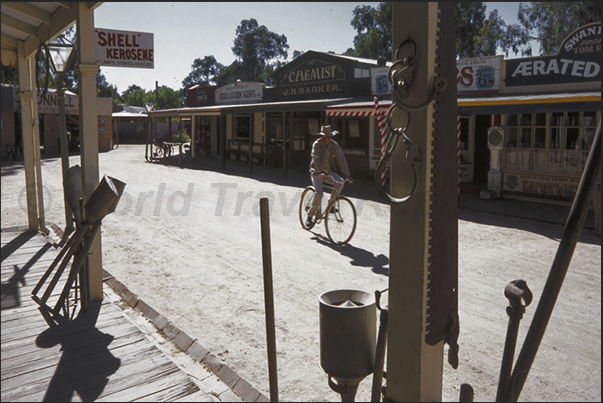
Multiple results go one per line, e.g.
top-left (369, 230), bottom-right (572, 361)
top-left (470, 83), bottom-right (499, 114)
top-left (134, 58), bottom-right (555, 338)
top-left (2, 145), bottom-right (600, 402)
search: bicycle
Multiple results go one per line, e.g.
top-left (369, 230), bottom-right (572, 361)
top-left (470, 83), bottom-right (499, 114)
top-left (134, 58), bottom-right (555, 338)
top-left (298, 176), bottom-right (357, 245)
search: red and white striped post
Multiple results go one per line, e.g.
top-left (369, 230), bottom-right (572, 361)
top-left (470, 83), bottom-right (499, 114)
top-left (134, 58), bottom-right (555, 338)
top-left (374, 97), bottom-right (388, 185)
top-left (457, 115), bottom-right (461, 196)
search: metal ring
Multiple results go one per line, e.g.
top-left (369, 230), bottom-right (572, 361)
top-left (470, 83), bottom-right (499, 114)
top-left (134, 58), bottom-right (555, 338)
top-left (394, 36), bottom-right (417, 65)
top-left (374, 146), bottom-right (419, 204)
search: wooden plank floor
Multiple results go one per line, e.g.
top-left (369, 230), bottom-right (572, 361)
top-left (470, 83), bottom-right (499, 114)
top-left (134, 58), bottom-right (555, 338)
top-left (1, 230), bottom-right (216, 402)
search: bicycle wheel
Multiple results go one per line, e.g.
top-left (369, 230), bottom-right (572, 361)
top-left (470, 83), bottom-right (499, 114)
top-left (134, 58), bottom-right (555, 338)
top-left (299, 186), bottom-right (316, 230)
top-left (325, 197), bottom-right (357, 245)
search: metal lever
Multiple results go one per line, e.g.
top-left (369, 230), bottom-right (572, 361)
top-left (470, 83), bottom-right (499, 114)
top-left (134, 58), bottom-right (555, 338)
top-left (496, 279), bottom-right (532, 402)
top-left (371, 289), bottom-right (389, 402)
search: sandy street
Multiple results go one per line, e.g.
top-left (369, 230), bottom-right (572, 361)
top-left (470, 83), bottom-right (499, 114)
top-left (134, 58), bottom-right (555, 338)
top-left (1, 145), bottom-right (600, 402)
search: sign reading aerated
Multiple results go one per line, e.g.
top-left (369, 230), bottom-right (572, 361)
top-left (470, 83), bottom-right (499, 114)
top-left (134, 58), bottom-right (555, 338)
top-left (95, 27), bottom-right (154, 69)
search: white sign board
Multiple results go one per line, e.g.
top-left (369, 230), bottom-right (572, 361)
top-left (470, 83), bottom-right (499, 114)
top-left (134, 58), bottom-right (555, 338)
top-left (371, 67), bottom-right (390, 95)
top-left (456, 55), bottom-right (502, 94)
top-left (95, 28), bottom-right (154, 68)
top-left (215, 81), bottom-right (263, 104)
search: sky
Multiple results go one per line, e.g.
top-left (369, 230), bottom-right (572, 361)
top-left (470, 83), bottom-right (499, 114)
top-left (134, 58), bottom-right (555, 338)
top-left (94, 2), bottom-right (525, 94)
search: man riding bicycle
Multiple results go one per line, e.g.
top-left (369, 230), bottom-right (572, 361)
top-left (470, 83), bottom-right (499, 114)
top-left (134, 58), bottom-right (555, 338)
top-left (305, 125), bottom-right (353, 228)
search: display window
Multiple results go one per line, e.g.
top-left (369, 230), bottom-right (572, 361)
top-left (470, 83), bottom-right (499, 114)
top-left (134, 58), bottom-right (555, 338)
top-left (234, 115), bottom-right (251, 141)
top-left (504, 111), bottom-right (599, 174)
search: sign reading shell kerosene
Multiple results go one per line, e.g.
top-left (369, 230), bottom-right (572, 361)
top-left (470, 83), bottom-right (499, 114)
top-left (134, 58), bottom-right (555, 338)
top-left (505, 22), bottom-right (601, 87)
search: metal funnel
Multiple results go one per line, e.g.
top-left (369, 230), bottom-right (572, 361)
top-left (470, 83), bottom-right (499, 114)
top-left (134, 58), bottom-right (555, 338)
top-left (319, 289), bottom-right (376, 402)
top-left (64, 165), bottom-right (83, 224)
top-left (84, 175), bottom-right (126, 223)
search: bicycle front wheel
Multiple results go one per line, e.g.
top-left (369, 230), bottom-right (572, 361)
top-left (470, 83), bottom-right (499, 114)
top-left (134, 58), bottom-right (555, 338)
top-left (325, 197), bottom-right (357, 245)
top-left (299, 186), bottom-right (316, 230)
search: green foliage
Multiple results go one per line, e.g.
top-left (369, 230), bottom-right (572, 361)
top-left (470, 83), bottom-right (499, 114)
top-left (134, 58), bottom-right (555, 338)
top-left (181, 55), bottom-right (223, 89)
top-left (346, 2), bottom-right (392, 60)
top-left (124, 89), bottom-right (147, 107)
top-left (517, 2), bottom-right (601, 55)
top-left (122, 84), bottom-right (144, 99)
top-left (454, 2), bottom-right (489, 59)
top-left (1, 64), bottom-right (18, 85)
top-left (230, 18), bottom-right (289, 83)
top-left (216, 62), bottom-right (245, 87)
top-left (157, 86), bottom-right (182, 109)
top-left (96, 71), bottom-right (123, 105)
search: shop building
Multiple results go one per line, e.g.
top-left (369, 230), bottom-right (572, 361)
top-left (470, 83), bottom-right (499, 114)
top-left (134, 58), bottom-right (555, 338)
top-left (457, 22), bottom-right (600, 203)
top-left (149, 23), bottom-right (600, 204)
top-left (1, 84), bottom-right (114, 156)
top-left (149, 50), bottom-right (392, 177)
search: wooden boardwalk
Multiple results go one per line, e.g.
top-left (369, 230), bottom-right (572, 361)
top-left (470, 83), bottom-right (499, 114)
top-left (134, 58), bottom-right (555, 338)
top-left (1, 229), bottom-right (218, 402)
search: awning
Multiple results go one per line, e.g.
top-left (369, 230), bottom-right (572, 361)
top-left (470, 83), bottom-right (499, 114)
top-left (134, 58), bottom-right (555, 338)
top-left (324, 92), bottom-right (600, 116)
top-left (112, 111), bottom-right (148, 118)
top-left (217, 97), bottom-right (355, 114)
top-left (458, 91), bottom-right (600, 115)
top-left (148, 105), bottom-right (222, 119)
top-left (326, 100), bottom-right (392, 116)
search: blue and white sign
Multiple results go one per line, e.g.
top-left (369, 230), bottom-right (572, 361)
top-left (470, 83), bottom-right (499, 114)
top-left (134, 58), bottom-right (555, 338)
top-left (371, 67), bottom-right (390, 95)
top-left (456, 55), bottom-right (502, 94)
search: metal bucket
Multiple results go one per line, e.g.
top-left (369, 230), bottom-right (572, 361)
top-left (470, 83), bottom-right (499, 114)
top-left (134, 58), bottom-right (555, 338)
top-left (319, 289), bottom-right (376, 382)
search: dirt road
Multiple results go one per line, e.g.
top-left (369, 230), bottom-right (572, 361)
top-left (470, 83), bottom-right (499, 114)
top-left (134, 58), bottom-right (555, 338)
top-left (2, 145), bottom-right (600, 402)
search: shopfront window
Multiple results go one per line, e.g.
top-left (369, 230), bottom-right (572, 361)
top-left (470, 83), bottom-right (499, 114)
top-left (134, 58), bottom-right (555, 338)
top-left (292, 111), bottom-right (320, 151)
top-left (266, 112), bottom-right (284, 143)
top-left (506, 111), bottom-right (599, 174)
top-left (235, 115), bottom-right (250, 141)
top-left (330, 117), bottom-right (370, 153)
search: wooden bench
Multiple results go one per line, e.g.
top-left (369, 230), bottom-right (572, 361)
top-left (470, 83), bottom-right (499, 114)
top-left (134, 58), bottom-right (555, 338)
top-left (228, 140), bottom-right (275, 165)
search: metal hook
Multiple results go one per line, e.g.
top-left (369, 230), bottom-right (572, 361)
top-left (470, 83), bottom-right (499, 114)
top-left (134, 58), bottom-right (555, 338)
top-left (374, 128), bottom-right (421, 204)
top-left (395, 76), bottom-right (448, 112)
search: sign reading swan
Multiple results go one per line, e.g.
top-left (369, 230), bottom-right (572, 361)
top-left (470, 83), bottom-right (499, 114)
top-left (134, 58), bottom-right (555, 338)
top-left (95, 28), bottom-right (154, 68)
top-left (505, 22), bottom-right (600, 86)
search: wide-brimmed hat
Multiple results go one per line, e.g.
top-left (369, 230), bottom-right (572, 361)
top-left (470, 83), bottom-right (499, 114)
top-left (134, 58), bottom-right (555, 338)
top-left (319, 125), bottom-right (338, 137)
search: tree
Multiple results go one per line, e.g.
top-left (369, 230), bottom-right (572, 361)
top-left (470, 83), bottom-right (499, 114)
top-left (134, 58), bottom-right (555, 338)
top-left (124, 88), bottom-right (147, 107)
top-left (96, 70), bottom-right (122, 105)
top-left (517, 2), bottom-right (601, 55)
top-left (231, 18), bottom-right (289, 83)
top-left (454, 2), bottom-right (491, 59)
top-left (156, 86), bottom-right (182, 109)
top-left (345, 2), bottom-right (392, 60)
top-left (181, 55), bottom-right (223, 89)
top-left (122, 84), bottom-right (144, 100)
top-left (181, 55), bottom-right (224, 104)
top-left (215, 62), bottom-right (245, 87)
top-left (1, 64), bottom-right (18, 85)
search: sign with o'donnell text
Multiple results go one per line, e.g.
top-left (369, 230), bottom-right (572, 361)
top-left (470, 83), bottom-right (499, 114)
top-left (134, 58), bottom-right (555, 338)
top-left (95, 27), bottom-right (154, 68)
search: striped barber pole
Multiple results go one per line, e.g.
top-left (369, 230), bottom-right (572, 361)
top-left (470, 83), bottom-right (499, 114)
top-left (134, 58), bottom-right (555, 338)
top-left (374, 97), bottom-right (388, 185)
top-left (457, 115), bottom-right (461, 196)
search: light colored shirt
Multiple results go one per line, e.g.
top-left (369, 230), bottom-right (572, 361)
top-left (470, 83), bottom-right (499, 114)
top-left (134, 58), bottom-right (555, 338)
top-left (309, 138), bottom-right (351, 179)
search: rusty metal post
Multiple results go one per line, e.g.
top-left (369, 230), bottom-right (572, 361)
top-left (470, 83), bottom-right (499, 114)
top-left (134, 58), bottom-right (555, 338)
top-left (260, 198), bottom-right (279, 402)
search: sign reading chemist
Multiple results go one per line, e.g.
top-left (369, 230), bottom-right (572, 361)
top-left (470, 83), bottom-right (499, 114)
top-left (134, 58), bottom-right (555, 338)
top-left (505, 22), bottom-right (600, 87)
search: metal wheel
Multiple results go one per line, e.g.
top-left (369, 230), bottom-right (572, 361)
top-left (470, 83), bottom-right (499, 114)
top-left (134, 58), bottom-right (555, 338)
top-left (299, 186), bottom-right (316, 230)
top-left (154, 145), bottom-right (164, 158)
top-left (325, 197), bottom-right (357, 245)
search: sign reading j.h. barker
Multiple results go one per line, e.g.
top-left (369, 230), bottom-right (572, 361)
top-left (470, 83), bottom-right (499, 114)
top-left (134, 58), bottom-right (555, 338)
top-left (505, 22), bottom-right (600, 87)
top-left (95, 28), bottom-right (154, 68)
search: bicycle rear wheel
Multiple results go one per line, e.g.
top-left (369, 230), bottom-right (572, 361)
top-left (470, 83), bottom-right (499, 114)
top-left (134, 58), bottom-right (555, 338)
top-left (325, 197), bottom-right (357, 245)
top-left (299, 186), bottom-right (316, 230)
